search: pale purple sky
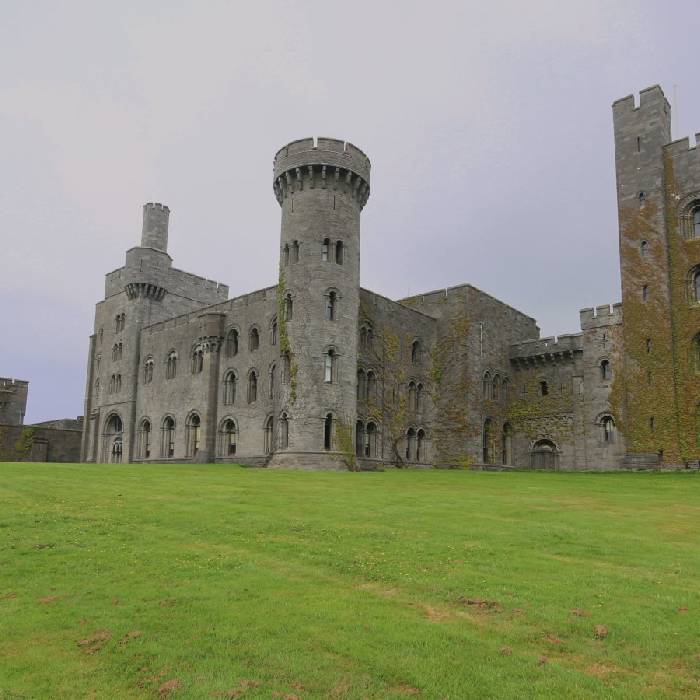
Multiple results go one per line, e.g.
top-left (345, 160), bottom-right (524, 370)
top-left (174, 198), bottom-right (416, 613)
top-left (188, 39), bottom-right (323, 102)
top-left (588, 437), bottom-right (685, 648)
top-left (2, 1), bottom-right (699, 423)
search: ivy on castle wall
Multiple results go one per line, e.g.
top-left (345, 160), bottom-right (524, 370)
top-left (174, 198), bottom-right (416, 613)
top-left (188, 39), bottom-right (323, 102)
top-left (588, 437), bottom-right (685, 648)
top-left (277, 268), bottom-right (298, 404)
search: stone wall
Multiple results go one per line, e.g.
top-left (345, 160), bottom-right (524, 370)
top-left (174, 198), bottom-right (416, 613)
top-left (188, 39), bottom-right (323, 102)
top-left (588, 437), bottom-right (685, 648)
top-left (0, 378), bottom-right (28, 426)
top-left (0, 424), bottom-right (82, 462)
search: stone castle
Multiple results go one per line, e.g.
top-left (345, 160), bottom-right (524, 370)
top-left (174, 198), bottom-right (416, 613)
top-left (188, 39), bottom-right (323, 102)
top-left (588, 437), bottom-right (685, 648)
top-left (80, 85), bottom-right (700, 470)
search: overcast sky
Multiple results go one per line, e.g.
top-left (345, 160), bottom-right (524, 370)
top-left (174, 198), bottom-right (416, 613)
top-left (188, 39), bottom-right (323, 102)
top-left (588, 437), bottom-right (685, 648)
top-left (1, 1), bottom-right (699, 423)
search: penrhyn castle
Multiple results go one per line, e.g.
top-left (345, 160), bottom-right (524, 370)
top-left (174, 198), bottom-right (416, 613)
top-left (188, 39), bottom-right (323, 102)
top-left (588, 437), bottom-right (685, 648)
top-left (81, 85), bottom-right (700, 470)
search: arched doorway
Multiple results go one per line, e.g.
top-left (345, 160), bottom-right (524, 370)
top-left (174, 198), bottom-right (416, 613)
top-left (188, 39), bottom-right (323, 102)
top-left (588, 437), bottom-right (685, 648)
top-left (502, 423), bottom-right (513, 465)
top-left (530, 439), bottom-right (558, 470)
top-left (104, 414), bottom-right (123, 464)
top-left (482, 418), bottom-right (494, 464)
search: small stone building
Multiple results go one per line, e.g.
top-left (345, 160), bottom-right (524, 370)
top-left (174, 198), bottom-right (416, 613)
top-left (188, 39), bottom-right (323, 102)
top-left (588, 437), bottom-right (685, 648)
top-left (80, 85), bottom-right (700, 469)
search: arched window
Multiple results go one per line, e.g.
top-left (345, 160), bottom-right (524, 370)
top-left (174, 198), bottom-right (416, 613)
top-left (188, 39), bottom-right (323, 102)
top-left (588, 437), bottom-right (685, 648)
top-left (139, 419), bottom-right (151, 459)
top-left (416, 383), bottom-right (423, 412)
top-left (642, 284), bottom-right (649, 301)
top-left (282, 352), bottom-right (291, 382)
top-left (356, 421), bottom-right (365, 458)
top-left (144, 358), bottom-right (154, 384)
top-left (324, 349), bottom-right (336, 383)
top-left (646, 338), bottom-right (652, 354)
top-left (186, 414), bottom-right (201, 457)
top-left (291, 240), bottom-right (300, 263)
top-left (326, 291), bottom-right (337, 321)
top-left (502, 423), bottom-right (513, 465)
top-left (531, 439), bottom-right (558, 469)
top-left (366, 422), bottom-right (378, 459)
top-left (264, 416), bottom-right (274, 454)
top-left (248, 370), bottom-right (258, 403)
top-left (115, 314), bottom-right (125, 333)
top-left (104, 414), bottom-right (123, 464)
top-left (116, 374), bottom-right (122, 392)
top-left (482, 372), bottom-right (491, 399)
top-left (219, 418), bottom-right (237, 457)
top-left (357, 369), bottom-right (366, 399)
top-left (492, 375), bottom-right (501, 400)
top-left (109, 374), bottom-right (115, 394)
top-left (191, 346), bottom-right (204, 374)
top-left (271, 317), bottom-right (278, 345)
top-left (162, 416), bottom-right (176, 458)
top-left (223, 371), bottom-right (237, 405)
top-left (640, 240), bottom-right (648, 257)
top-left (324, 413), bottom-right (333, 451)
top-left (249, 327), bottom-right (260, 352)
top-left (322, 237), bottom-right (330, 262)
top-left (405, 428), bottom-right (416, 462)
top-left (408, 381), bottom-right (417, 411)
top-left (269, 364), bottom-right (276, 399)
top-left (166, 351), bottom-right (177, 379)
top-left (539, 380), bottom-right (549, 396)
top-left (94, 378), bottom-right (100, 399)
top-left (601, 415), bottom-right (616, 443)
top-left (638, 191), bottom-right (646, 206)
top-left (284, 294), bottom-right (293, 321)
top-left (482, 419), bottom-right (493, 464)
top-left (411, 340), bottom-right (421, 364)
top-left (226, 329), bottom-right (239, 357)
top-left (360, 324), bottom-right (374, 351)
top-left (693, 269), bottom-right (700, 303)
top-left (502, 378), bottom-right (509, 402)
top-left (600, 359), bottom-right (611, 381)
top-left (693, 333), bottom-right (700, 374)
top-left (416, 429), bottom-right (426, 462)
top-left (112, 344), bottom-right (119, 361)
top-left (283, 244), bottom-right (290, 266)
top-left (694, 206), bottom-right (700, 238)
top-left (279, 413), bottom-right (289, 449)
top-left (367, 371), bottom-right (377, 401)
top-left (335, 240), bottom-right (344, 265)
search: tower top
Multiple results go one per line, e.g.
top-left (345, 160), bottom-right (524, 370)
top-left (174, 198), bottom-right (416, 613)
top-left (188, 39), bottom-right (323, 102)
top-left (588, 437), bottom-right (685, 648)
top-left (141, 202), bottom-right (170, 252)
top-left (273, 137), bottom-right (370, 184)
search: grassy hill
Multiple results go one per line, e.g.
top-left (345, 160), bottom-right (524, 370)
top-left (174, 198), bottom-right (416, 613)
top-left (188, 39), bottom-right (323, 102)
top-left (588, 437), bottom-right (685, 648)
top-left (1, 463), bottom-right (699, 698)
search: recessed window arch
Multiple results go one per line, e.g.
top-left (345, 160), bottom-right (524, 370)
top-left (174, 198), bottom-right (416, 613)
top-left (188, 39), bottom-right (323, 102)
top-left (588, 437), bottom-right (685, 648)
top-left (191, 345), bottom-right (204, 374)
top-left (279, 412), bottom-right (289, 449)
top-left (248, 369), bottom-right (258, 403)
top-left (270, 316), bottom-right (278, 346)
top-left (406, 427), bottom-right (417, 462)
top-left (166, 350), bottom-right (178, 379)
top-left (138, 418), bottom-right (152, 459)
top-left (324, 348), bottom-right (337, 383)
top-left (416, 382), bottom-right (424, 412)
top-left (322, 237), bottom-right (330, 262)
top-left (218, 417), bottom-right (237, 457)
top-left (144, 357), bottom-right (154, 384)
top-left (103, 413), bottom-right (123, 464)
top-left (226, 328), bottom-right (239, 357)
top-left (291, 240), bottom-right (300, 263)
top-left (284, 294), bottom-right (293, 321)
top-left (223, 370), bottom-right (237, 405)
top-left (692, 333), bottom-right (700, 374)
top-left (600, 414), bottom-right (616, 443)
top-left (325, 290), bottom-right (338, 321)
top-left (408, 381), bottom-right (417, 411)
top-left (416, 428), bottom-right (426, 462)
top-left (600, 359), bottom-right (611, 381)
top-left (482, 372), bottom-right (491, 399)
top-left (530, 439), bottom-right (558, 469)
top-left (411, 339), bottom-right (422, 365)
top-left (186, 413), bottom-right (202, 458)
top-left (366, 421), bottom-right (378, 459)
top-left (161, 416), bottom-right (176, 458)
top-left (492, 374), bottom-right (501, 400)
top-left (367, 370), bottom-right (377, 401)
top-left (357, 368), bottom-right (366, 399)
top-left (283, 244), bottom-right (290, 266)
top-left (502, 378), bottom-right (510, 402)
top-left (360, 324), bottom-right (374, 351)
top-left (324, 413), bottom-right (334, 451)
top-left (249, 327), bottom-right (260, 352)
top-left (335, 240), bottom-right (344, 265)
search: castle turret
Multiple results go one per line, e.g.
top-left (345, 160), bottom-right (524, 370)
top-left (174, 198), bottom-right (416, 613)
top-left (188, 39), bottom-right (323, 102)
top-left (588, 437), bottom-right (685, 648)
top-left (141, 202), bottom-right (170, 252)
top-left (269, 138), bottom-right (370, 468)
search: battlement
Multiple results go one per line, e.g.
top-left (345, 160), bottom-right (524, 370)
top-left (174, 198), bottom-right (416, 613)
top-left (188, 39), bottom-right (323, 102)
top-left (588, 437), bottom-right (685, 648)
top-left (273, 137), bottom-right (370, 207)
top-left (0, 377), bottom-right (29, 389)
top-left (579, 302), bottom-right (623, 330)
top-left (664, 134), bottom-right (700, 157)
top-left (510, 334), bottom-right (582, 364)
top-left (141, 202), bottom-right (170, 252)
top-left (612, 85), bottom-right (670, 115)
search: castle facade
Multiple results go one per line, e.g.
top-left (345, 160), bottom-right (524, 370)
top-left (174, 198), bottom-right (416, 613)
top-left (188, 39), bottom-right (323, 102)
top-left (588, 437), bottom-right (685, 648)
top-left (80, 85), bottom-right (700, 470)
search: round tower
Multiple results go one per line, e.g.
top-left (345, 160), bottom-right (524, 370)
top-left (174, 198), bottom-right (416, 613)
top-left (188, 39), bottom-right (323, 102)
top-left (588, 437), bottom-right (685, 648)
top-left (270, 138), bottom-right (370, 468)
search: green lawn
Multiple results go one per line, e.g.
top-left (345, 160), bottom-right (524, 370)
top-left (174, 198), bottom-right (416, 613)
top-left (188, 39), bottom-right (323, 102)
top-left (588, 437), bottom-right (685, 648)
top-left (1, 465), bottom-right (699, 699)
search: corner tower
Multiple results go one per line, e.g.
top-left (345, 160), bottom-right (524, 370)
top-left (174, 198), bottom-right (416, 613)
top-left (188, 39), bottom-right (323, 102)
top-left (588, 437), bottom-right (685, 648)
top-left (270, 138), bottom-right (370, 468)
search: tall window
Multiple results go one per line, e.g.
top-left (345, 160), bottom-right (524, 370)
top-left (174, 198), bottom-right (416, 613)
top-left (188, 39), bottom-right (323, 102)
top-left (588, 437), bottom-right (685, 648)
top-left (249, 328), bottom-right (260, 352)
top-left (226, 329), bottom-right (239, 357)
top-left (192, 346), bottom-right (204, 373)
top-left (356, 421), bottom-right (365, 458)
top-left (600, 359), bottom-right (611, 381)
top-left (284, 294), bottom-right (293, 321)
top-left (357, 369), bottom-right (366, 399)
top-left (269, 364), bottom-right (276, 399)
top-left (695, 206), bottom-right (700, 238)
top-left (411, 340), bottom-right (421, 364)
top-left (139, 419), bottom-right (151, 458)
top-left (162, 416), bottom-right (175, 458)
top-left (282, 352), bottom-right (291, 382)
top-left (271, 318), bottom-right (278, 345)
top-left (322, 238), bottom-right (330, 262)
top-left (360, 325), bottom-right (373, 351)
top-left (264, 416), bottom-right (274, 454)
top-left (166, 351), bottom-right (177, 379)
top-left (482, 372), bottom-right (491, 399)
top-left (406, 428), bottom-right (416, 462)
top-left (367, 370), bottom-right (376, 400)
top-left (144, 358), bottom-right (154, 384)
top-left (248, 371), bottom-right (258, 403)
top-left (220, 419), bottom-right (237, 456)
top-left (640, 240), bottom-right (648, 257)
top-left (326, 291), bottom-right (337, 321)
top-left (279, 413), bottom-right (289, 449)
top-left (366, 422), bottom-right (377, 458)
top-left (693, 333), bottom-right (700, 373)
top-left (104, 414), bottom-right (123, 464)
top-left (416, 429), bottom-right (425, 462)
top-left (186, 414), bottom-right (201, 457)
top-left (324, 413), bottom-right (333, 450)
top-left (642, 284), bottom-right (649, 301)
top-left (324, 349), bottom-right (336, 383)
top-left (602, 415), bottom-right (616, 443)
top-left (408, 381), bottom-right (417, 411)
top-left (283, 244), bottom-right (290, 266)
top-left (416, 383), bottom-right (423, 412)
top-left (223, 371), bottom-right (237, 405)
top-left (540, 380), bottom-right (549, 396)
top-left (335, 240), bottom-right (344, 265)
top-left (492, 375), bottom-right (501, 400)
top-left (291, 241), bottom-right (299, 263)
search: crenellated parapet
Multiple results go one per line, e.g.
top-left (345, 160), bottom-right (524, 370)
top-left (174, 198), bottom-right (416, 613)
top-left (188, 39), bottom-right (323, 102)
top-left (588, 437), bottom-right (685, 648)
top-left (579, 303), bottom-right (623, 330)
top-left (125, 282), bottom-right (167, 301)
top-left (510, 334), bottom-right (583, 367)
top-left (273, 137), bottom-right (371, 208)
